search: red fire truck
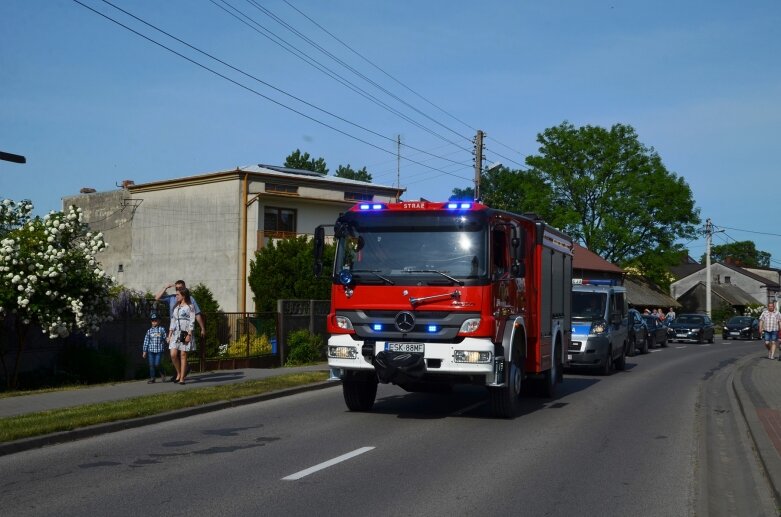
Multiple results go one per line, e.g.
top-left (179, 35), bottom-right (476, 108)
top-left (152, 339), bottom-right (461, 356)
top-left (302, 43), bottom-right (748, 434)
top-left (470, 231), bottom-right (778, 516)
top-left (313, 201), bottom-right (573, 418)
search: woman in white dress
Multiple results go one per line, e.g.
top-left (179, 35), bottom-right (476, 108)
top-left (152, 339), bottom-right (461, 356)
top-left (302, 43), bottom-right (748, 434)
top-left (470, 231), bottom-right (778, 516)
top-left (168, 288), bottom-right (196, 384)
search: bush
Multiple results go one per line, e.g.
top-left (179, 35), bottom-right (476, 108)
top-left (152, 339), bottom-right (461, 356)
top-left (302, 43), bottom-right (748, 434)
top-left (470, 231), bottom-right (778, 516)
top-left (221, 334), bottom-right (272, 358)
top-left (285, 329), bottom-right (323, 366)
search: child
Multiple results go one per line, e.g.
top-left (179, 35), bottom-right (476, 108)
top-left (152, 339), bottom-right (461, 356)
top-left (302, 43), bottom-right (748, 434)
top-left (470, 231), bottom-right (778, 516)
top-left (142, 312), bottom-right (168, 383)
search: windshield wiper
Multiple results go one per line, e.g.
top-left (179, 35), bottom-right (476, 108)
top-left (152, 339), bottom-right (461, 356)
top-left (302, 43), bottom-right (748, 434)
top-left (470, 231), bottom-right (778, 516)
top-left (403, 269), bottom-right (464, 286)
top-left (351, 269), bottom-right (395, 285)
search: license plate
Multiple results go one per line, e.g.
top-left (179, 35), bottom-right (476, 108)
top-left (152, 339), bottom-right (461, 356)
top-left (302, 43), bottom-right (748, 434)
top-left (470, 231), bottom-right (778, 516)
top-left (567, 354), bottom-right (572, 361)
top-left (386, 342), bottom-right (424, 353)
top-left (571, 341), bottom-right (581, 347)
top-left (676, 333), bottom-right (687, 337)
top-left (730, 332), bottom-right (740, 336)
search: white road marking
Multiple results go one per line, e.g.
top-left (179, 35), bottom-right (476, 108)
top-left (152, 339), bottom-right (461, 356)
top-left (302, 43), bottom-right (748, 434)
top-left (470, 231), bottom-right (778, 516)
top-left (675, 346), bottom-right (687, 349)
top-left (700, 344), bottom-right (711, 347)
top-left (649, 349), bottom-right (661, 353)
top-left (282, 447), bottom-right (375, 480)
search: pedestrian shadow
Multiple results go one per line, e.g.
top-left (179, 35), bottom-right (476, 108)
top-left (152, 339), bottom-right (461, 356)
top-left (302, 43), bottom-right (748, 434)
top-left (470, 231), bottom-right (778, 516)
top-left (188, 371), bottom-right (247, 383)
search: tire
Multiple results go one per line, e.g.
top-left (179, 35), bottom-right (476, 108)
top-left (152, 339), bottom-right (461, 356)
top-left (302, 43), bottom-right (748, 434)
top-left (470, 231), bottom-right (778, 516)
top-left (599, 346), bottom-right (613, 376)
top-left (537, 341), bottom-right (561, 398)
top-left (697, 333), bottom-right (704, 344)
top-left (640, 334), bottom-right (649, 355)
top-left (489, 354), bottom-right (523, 418)
top-left (708, 333), bottom-right (714, 344)
top-left (614, 342), bottom-right (626, 370)
top-left (342, 374), bottom-right (378, 412)
top-left (661, 334), bottom-right (668, 348)
top-left (648, 335), bottom-right (656, 350)
top-left (628, 336), bottom-right (637, 357)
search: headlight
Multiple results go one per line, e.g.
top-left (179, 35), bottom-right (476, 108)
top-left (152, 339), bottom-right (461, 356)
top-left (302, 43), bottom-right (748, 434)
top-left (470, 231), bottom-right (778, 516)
top-left (742, 327), bottom-right (750, 331)
top-left (328, 346), bottom-right (358, 359)
top-left (453, 350), bottom-right (491, 363)
top-left (591, 320), bottom-right (607, 334)
top-left (459, 318), bottom-right (481, 333)
top-left (334, 315), bottom-right (354, 330)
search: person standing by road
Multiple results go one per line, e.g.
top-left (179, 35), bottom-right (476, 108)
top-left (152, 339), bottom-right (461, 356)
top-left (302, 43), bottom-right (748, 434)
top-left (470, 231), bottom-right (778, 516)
top-left (142, 312), bottom-right (167, 383)
top-left (759, 301), bottom-right (781, 360)
top-left (168, 288), bottom-right (196, 384)
top-left (665, 307), bottom-right (676, 324)
top-left (155, 280), bottom-right (206, 381)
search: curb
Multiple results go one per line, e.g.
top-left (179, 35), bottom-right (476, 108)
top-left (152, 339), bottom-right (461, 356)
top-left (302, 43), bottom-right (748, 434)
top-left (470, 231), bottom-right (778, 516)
top-left (730, 353), bottom-right (781, 507)
top-left (0, 380), bottom-right (338, 457)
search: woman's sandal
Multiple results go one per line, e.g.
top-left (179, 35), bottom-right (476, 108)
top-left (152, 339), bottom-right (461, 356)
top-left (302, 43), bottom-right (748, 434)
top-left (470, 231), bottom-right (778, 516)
top-left (178, 380), bottom-right (185, 385)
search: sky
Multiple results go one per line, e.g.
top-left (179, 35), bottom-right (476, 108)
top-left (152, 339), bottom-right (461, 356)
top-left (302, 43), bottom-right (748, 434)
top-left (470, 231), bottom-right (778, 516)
top-left (2, 0), bottom-right (780, 266)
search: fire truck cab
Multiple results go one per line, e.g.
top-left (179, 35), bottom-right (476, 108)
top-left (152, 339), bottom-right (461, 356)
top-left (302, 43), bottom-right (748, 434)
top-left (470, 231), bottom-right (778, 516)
top-left (314, 201), bottom-right (572, 418)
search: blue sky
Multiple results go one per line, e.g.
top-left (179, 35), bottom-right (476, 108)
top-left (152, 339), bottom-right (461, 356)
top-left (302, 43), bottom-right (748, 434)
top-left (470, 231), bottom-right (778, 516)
top-left (2, 1), bottom-right (779, 265)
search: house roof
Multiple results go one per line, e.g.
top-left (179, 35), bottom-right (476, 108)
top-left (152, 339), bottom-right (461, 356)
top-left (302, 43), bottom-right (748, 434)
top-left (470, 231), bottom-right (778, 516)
top-left (680, 281), bottom-right (762, 306)
top-left (624, 277), bottom-right (681, 309)
top-left (572, 243), bottom-right (624, 274)
top-left (670, 261), bottom-right (780, 288)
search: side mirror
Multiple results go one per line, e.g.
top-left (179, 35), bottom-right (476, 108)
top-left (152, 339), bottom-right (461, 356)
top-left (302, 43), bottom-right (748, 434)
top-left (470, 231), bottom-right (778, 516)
top-left (313, 226), bottom-right (325, 277)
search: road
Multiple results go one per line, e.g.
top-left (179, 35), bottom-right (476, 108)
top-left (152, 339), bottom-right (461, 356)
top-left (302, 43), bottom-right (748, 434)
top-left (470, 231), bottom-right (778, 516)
top-left (0, 338), bottom-right (775, 516)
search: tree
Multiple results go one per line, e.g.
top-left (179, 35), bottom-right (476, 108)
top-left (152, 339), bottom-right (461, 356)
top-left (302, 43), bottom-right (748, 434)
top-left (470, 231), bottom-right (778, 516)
top-left (477, 122), bottom-right (701, 287)
top-left (335, 164), bottom-right (372, 182)
top-left (702, 241), bottom-right (770, 268)
top-left (284, 149), bottom-right (328, 174)
top-left (449, 186), bottom-right (474, 201)
top-left (0, 199), bottom-right (114, 388)
top-left (248, 236), bottom-right (335, 313)
top-left (190, 283), bottom-right (223, 357)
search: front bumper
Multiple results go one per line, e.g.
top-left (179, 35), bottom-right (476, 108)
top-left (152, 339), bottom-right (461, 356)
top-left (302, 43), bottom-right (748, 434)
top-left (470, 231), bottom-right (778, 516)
top-left (670, 329), bottom-right (704, 341)
top-left (326, 334), bottom-right (496, 385)
top-left (567, 334), bottom-right (610, 367)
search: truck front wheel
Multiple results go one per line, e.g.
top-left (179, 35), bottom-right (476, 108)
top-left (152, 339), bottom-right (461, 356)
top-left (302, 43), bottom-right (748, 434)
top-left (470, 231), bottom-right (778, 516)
top-left (489, 357), bottom-right (522, 418)
top-left (342, 373), bottom-right (378, 412)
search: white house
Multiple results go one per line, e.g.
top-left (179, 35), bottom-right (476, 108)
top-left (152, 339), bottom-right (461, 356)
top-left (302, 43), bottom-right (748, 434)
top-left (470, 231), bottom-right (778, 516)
top-left (669, 261), bottom-right (779, 312)
top-left (63, 164), bottom-right (404, 312)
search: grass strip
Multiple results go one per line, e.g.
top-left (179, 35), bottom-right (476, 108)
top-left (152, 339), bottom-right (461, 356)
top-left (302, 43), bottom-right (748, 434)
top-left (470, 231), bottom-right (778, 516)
top-left (0, 371), bottom-right (329, 443)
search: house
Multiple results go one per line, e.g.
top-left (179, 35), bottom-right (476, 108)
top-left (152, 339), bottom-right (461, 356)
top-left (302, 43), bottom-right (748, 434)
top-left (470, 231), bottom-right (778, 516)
top-left (571, 243), bottom-right (679, 311)
top-left (63, 164), bottom-right (404, 312)
top-left (669, 261), bottom-right (778, 313)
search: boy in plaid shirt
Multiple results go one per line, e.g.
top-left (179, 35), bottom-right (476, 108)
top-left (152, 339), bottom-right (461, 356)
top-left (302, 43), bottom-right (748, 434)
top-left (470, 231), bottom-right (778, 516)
top-left (142, 313), bottom-right (168, 382)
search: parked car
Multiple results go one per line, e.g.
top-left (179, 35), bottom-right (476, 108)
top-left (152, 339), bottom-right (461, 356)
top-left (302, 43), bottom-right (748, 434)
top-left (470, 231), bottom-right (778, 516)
top-left (626, 308), bottom-right (650, 355)
top-left (569, 284), bottom-right (629, 374)
top-left (642, 315), bottom-right (669, 348)
top-left (668, 313), bottom-right (715, 343)
top-left (722, 316), bottom-right (760, 340)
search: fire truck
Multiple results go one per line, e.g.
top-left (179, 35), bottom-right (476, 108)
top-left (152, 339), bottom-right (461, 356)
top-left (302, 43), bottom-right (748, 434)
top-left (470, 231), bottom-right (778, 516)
top-left (313, 201), bottom-right (573, 418)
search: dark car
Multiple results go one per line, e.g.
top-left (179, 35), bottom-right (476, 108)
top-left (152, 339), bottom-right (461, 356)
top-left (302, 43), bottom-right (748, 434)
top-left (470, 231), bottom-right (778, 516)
top-left (626, 308), bottom-right (650, 355)
top-left (642, 315), bottom-right (669, 348)
top-left (668, 313), bottom-right (715, 344)
top-left (722, 316), bottom-right (760, 340)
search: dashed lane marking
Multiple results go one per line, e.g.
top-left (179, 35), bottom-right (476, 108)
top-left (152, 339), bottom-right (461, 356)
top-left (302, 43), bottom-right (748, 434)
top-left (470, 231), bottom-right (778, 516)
top-left (282, 447), bottom-right (375, 480)
top-left (675, 346), bottom-right (687, 349)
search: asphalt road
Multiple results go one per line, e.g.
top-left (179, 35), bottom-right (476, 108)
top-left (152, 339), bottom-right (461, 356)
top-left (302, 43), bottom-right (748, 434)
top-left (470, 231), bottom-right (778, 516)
top-left (0, 338), bottom-right (775, 517)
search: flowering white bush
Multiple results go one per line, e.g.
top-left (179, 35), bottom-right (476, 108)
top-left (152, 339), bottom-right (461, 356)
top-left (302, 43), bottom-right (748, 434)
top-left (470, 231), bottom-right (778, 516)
top-left (0, 199), bottom-right (114, 340)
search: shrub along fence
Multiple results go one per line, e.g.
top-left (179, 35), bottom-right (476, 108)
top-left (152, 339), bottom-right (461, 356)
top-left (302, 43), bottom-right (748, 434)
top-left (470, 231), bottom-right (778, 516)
top-left (0, 300), bottom-right (329, 388)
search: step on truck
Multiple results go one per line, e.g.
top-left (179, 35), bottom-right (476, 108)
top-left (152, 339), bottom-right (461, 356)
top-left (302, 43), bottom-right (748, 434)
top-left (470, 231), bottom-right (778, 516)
top-left (313, 201), bottom-right (573, 418)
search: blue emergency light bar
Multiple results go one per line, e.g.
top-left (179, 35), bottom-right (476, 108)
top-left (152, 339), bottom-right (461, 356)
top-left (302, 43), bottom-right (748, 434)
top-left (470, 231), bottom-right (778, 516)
top-left (446, 202), bottom-right (472, 210)
top-left (579, 279), bottom-right (617, 286)
top-left (359, 203), bottom-right (385, 210)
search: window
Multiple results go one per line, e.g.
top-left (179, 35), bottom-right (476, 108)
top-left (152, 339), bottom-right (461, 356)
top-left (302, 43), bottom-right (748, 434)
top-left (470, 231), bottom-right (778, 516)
top-left (264, 207), bottom-right (297, 237)
top-left (265, 183), bottom-right (298, 195)
top-left (724, 276), bottom-right (731, 284)
top-left (345, 192), bottom-right (373, 202)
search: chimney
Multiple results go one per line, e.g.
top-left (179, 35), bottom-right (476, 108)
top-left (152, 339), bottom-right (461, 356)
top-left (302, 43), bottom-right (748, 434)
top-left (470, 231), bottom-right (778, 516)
top-left (80, 187), bottom-right (96, 194)
top-left (121, 180), bottom-right (135, 189)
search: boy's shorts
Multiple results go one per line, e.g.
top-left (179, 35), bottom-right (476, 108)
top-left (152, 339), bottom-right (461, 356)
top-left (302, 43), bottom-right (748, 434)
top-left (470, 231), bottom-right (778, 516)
top-left (763, 331), bottom-right (778, 342)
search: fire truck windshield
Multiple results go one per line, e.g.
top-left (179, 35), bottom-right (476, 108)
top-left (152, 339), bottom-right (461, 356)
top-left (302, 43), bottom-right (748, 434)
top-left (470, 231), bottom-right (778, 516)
top-left (334, 211), bottom-right (488, 284)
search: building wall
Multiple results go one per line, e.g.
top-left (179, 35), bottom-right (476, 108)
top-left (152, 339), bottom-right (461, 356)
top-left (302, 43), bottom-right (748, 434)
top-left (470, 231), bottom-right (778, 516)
top-left (670, 263), bottom-right (766, 305)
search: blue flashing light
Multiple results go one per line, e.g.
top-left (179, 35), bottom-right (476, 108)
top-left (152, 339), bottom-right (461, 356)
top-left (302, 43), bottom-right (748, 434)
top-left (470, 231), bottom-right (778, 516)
top-left (372, 324), bottom-right (382, 331)
top-left (447, 203), bottom-right (458, 209)
top-left (581, 279), bottom-right (616, 286)
top-left (371, 204), bottom-right (383, 210)
top-left (359, 204), bottom-right (371, 210)
top-left (447, 202), bottom-right (472, 210)
top-left (338, 269), bottom-right (353, 285)
top-left (459, 202), bottom-right (472, 209)
top-left (427, 325), bottom-right (438, 333)
top-left (358, 203), bottom-right (385, 211)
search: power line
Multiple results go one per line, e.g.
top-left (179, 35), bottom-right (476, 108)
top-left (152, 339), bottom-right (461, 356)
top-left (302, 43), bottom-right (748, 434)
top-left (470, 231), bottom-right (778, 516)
top-left (72, 0), bottom-right (473, 182)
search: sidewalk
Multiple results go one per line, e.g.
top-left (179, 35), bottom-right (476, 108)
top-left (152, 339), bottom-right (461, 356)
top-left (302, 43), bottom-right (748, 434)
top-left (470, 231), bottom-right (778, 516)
top-left (732, 351), bottom-right (781, 506)
top-left (0, 364), bottom-right (334, 456)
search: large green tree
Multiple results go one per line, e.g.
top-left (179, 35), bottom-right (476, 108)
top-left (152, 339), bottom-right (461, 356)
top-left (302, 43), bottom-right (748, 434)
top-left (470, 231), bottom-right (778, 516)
top-left (457, 122), bottom-right (701, 287)
top-left (284, 149), bottom-right (328, 174)
top-left (703, 241), bottom-right (770, 268)
top-left (335, 164), bottom-right (372, 182)
top-left (248, 236), bottom-right (335, 313)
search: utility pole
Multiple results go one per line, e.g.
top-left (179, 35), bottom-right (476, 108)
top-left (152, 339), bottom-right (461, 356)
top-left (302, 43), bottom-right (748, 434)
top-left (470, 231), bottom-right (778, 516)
top-left (396, 135), bottom-right (401, 201)
top-left (705, 218), bottom-right (712, 317)
top-left (474, 130), bottom-right (484, 201)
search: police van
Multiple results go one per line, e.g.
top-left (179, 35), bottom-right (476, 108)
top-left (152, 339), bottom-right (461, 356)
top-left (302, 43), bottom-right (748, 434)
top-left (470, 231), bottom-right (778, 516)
top-left (569, 281), bottom-right (628, 374)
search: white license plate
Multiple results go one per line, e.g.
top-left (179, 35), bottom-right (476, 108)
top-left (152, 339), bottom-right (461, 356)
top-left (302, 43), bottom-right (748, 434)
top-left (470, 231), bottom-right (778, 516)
top-left (676, 333), bottom-right (687, 337)
top-left (386, 342), bottom-right (424, 353)
top-left (730, 332), bottom-right (740, 336)
top-left (567, 354), bottom-right (572, 361)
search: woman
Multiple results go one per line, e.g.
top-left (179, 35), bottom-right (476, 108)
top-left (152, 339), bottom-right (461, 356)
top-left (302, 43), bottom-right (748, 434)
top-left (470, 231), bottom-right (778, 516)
top-left (168, 288), bottom-right (196, 384)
